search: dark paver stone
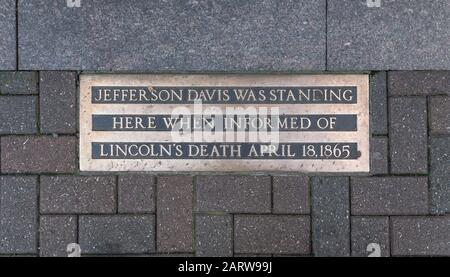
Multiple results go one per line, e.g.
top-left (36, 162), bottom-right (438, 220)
top-left (430, 137), bottom-right (450, 214)
top-left (79, 215), bottom-right (155, 254)
top-left (273, 175), bottom-right (310, 214)
top-left (157, 176), bottom-right (193, 252)
top-left (351, 216), bottom-right (390, 257)
top-left (196, 175), bottom-right (271, 213)
top-left (0, 136), bottom-right (77, 173)
top-left (147, 253), bottom-right (195, 258)
top-left (429, 96), bottom-right (450, 135)
top-left (328, 1), bottom-right (450, 70)
top-left (0, 72), bottom-right (38, 94)
top-left (40, 176), bottom-right (116, 214)
top-left (0, 96), bottom-right (37, 134)
top-left (234, 215), bottom-right (310, 255)
top-left (40, 71), bottom-right (77, 133)
top-left (39, 216), bottom-right (77, 257)
top-left (389, 97), bottom-right (427, 174)
top-left (19, 0), bottom-right (326, 71)
top-left (195, 215), bottom-right (232, 257)
top-left (392, 217), bottom-right (450, 256)
top-left (312, 177), bottom-right (350, 257)
top-left (389, 71), bottom-right (450, 96)
top-left (233, 254), bottom-right (273, 257)
top-left (147, 253), bottom-right (195, 257)
top-left (0, 1), bottom-right (16, 69)
top-left (371, 72), bottom-right (388, 135)
top-left (370, 137), bottom-right (388, 175)
top-left (0, 176), bottom-right (37, 254)
top-left (118, 175), bottom-right (155, 213)
top-left (351, 177), bottom-right (428, 215)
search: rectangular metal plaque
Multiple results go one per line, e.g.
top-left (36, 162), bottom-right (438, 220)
top-left (80, 74), bottom-right (369, 172)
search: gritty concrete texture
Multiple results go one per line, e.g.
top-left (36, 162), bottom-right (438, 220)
top-left (430, 137), bottom-right (450, 215)
top-left (0, 176), bottom-right (38, 254)
top-left (312, 177), bottom-right (350, 257)
top-left (39, 71), bottom-right (77, 134)
top-left (0, 96), bottom-right (37, 134)
top-left (0, 72), bottom-right (38, 94)
top-left (79, 215), bottom-right (155, 254)
top-left (0, 136), bottom-right (77, 173)
top-left (195, 215), bottom-right (232, 257)
top-left (389, 97), bottom-right (428, 174)
top-left (391, 217), bottom-right (450, 256)
top-left (39, 216), bottom-right (77, 257)
top-left (370, 72), bottom-right (388, 135)
top-left (234, 215), bottom-right (310, 255)
top-left (196, 175), bottom-right (271, 213)
top-left (351, 216), bottom-right (390, 257)
top-left (0, 1), bottom-right (16, 69)
top-left (388, 71), bottom-right (450, 96)
top-left (328, 0), bottom-right (450, 70)
top-left (157, 176), bottom-right (193, 253)
top-left (429, 96), bottom-right (450, 135)
top-left (351, 177), bottom-right (428, 215)
top-left (370, 137), bottom-right (388, 175)
top-left (272, 175), bottom-right (310, 214)
top-left (19, 0), bottom-right (326, 71)
top-left (118, 175), bottom-right (155, 213)
top-left (40, 176), bottom-right (116, 214)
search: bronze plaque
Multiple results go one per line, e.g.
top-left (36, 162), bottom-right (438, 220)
top-left (80, 74), bottom-right (369, 172)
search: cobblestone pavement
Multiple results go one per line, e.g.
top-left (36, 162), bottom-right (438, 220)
top-left (0, 0), bottom-right (449, 257)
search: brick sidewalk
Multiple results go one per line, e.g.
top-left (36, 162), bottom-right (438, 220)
top-left (0, 0), bottom-right (449, 257)
top-left (0, 71), bottom-right (448, 256)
